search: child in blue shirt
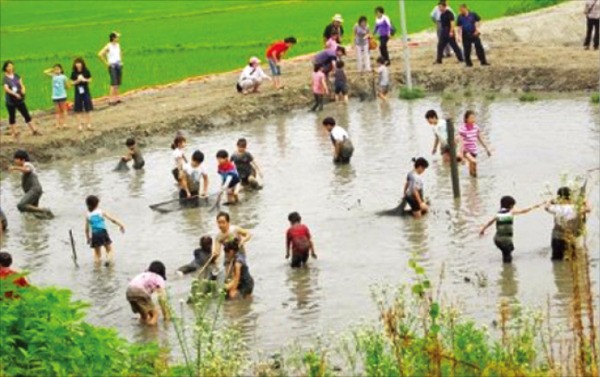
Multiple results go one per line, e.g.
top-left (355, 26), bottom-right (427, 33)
top-left (85, 195), bottom-right (125, 266)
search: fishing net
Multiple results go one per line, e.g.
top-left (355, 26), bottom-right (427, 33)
top-left (149, 196), bottom-right (214, 214)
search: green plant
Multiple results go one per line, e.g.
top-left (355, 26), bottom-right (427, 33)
top-left (485, 93), bottom-right (496, 101)
top-left (591, 93), bottom-right (599, 104)
top-left (398, 87), bottom-right (425, 100)
top-left (505, 0), bottom-right (564, 16)
top-left (519, 93), bottom-right (538, 102)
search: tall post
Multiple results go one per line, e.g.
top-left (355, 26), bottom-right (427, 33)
top-left (399, 0), bottom-right (413, 89)
top-left (446, 119), bottom-right (460, 199)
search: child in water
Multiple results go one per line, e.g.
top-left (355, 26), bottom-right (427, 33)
top-left (402, 157), bottom-right (429, 218)
top-left (126, 261), bottom-right (170, 325)
top-left (179, 150), bottom-right (209, 206)
top-left (216, 150), bottom-right (241, 205)
top-left (177, 236), bottom-right (216, 279)
top-left (85, 195), bottom-right (125, 266)
top-left (458, 110), bottom-right (491, 177)
top-left (171, 135), bottom-right (187, 182)
top-left (121, 138), bottom-right (145, 170)
top-left (333, 60), bottom-right (348, 103)
top-left (10, 150), bottom-right (54, 219)
top-left (286, 212), bottom-right (317, 268)
top-left (376, 56), bottom-right (390, 101)
top-left (231, 138), bottom-right (263, 189)
top-left (311, 64), bottom-right (328, 112)
top-left (425, 109), bottom-right (453, 163)
top-left (480, 196), bottom-right (544, 263)
top-left (43, 64), bottom-right (68, 129)
top-left (223, 239), bottom-right (254, 300)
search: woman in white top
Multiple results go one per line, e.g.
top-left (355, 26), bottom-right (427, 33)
top-left (98, 32), bottom-right (123, 105)
top-left (353, 16), bottom-right (371, 72)
top-left (237, 57), bottom-right (271, 94)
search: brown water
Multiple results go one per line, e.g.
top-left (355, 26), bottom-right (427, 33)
top-left (1, 97), bottom-right (599, 355)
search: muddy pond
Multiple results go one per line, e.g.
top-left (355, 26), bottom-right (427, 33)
top-left (1, 96), bottom-right (598, 355)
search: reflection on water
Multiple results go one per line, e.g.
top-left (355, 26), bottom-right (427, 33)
top-left (0, 97), bottom-right (597, 354)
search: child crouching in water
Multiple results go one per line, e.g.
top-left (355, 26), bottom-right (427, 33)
top-left (120, 138), bottom-right (145, 170)
top-left (216, 150), bottom-right (241, 205)
top-left (223, 239), bottom-right (254, 300)
top-left (403, 158), bottom-right (430, 218)
top-left (286, 212), bottom-right (317, 268)
top-left (126, 261), bottom-right (170, 325)
top-left (177, 236), bottom-right (216, 280)
top-left (85, 195), bottom-right (125, 266)
top-left (480, 196), bottom-right (544, 263)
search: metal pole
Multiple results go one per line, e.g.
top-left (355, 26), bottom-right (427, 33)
top-left (446, 119), bottom-right (460, 199)
top-left (69, 229), bottom-right (79, 267)
top-left (399, 0), bottom-right (413, 89)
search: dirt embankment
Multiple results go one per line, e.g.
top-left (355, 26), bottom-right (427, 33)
top-left (0, 1), bottom-right (597, 168)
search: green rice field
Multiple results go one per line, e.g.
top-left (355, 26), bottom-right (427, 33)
top-left (0, 0), bottom-right (560, 118)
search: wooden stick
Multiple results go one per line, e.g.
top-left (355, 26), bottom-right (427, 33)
top-left (69, 229), bottom-right (78, 267)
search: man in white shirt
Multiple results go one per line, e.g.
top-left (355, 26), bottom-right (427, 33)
top-left (431, 2), bottom-right (453, 57)
top-left (322, 117), bottom-right (354, 164)
top-left (237, 57), bottom-right (271, 94)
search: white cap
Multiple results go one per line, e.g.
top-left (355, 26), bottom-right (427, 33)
top-left (249, 56), bottom-right (261, 64)
top-left (332, 14), bottom-right (343, 22)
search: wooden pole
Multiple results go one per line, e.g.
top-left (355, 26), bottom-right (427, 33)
top-left (446, 119), bottom-right (461, 199)
top-left (69, 229), bottom-right (79, 267)
top-left (399, 0), bottom-right (413, 89)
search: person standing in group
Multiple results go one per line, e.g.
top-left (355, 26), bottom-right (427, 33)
top-left (70, 58), bottom-right (93, 131)
top-left (43, 64), bottom-right (69, 129)
top-left (10, 150), bottom-right (53, 218)
top-left (285, 212), bottom-right (317, 268)
top-left (323, 14), bottom-right (344, 43)
top-left (3, 60), bottom-right (40, 139)
top-left (236, 57), bottom-right (271, 94)
top-left (584, 0), bottom-right (599, 50)
top-left (456, 4), bottom-right (490, 67)
top-left (402, 158), bottom-right (430, 219)
top-left (480, 196), bottom-right (544, 263)
top-left (431, 1), bottom-right (453, 57)
top-left (85, 195), bottom-right (125, 267)
top-left (457, 110), bottom-right (491, 177)
top-left (231, 138), bottom-right (263, 189)
top-left (97, 32), bottom-right (123, 105)
top-left (333, 60), bottom-right (348, 103)
top-left (265, 37), bottom-right (297, 89)
top-left (354, 16), bottom-right (372, 73)
top-left (310, 64), bottom-right (328, 112)
top-left (126, 261), bottom-right (170, 325)
top-left (435, 0), bottom-right (464, 64)
top-left (374, 6), bottom-right (393, 66)
top-left (322, 117), bottom-right (354, 164)
top-left (376, 56), bottom-right (390, 100)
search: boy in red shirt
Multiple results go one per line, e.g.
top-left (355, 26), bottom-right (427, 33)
top-left (285, 212), bottom-right (317, 268)
top-left (0, 252), bottom-right (29, 299)
top-left (265, 37), bottom-right (297, 89)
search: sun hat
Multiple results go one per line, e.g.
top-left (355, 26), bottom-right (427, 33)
top-left (249, 56), bottom-right (261, 64)
top-left (332, 14), bottom-right (344, 22)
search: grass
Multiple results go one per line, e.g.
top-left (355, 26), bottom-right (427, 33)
top-left (519, 92), bottom-right (539, 102)
top-left (591, 92), bottom-right (599, 104)
top-left (398, 86), bottom-right (425, 100)
top-left (0, 0), bottom-right (562, 119)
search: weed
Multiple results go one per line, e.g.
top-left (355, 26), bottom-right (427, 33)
top-left (399, 87), bottom-right (425, 100)
top-left (591, 93), bottom-right (599, 104)
top-left (519, 93), bottom-right (538, 102)
top-left (485, 93), bottom-right (496, 101)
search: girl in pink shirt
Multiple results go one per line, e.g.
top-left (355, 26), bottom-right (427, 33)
top-left (457, 110), bottom-right (491, 177)
top-left (310, 65), bottom-right (328, 112)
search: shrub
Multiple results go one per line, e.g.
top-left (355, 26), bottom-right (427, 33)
top-left (519, 93), bottom-right (538, 102)
top-left (398, 87), bottom-right (425, 100)
top-left (591, 92), bottom-right (599, 104)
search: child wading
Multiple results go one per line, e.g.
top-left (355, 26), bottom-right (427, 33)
top-left (310, 64), bottom-right (328, 112)
top-left (425, 109), bottom-right (455, 163)
top-left (10, 150), bottom-right (53, 218)
top-left (223, 239), bottom-right (254, 300)
top-left (85, 195), bottom-right (125, 266)
top-left (120, 138), bottom-right (145, 170)
top-left (179, 150), bottom-right (209, 206)
top-left (43, 64), bottom-right (68, 129)
top-left (216, 150), bottom-right (241, 205)
top-left (376, 56), bottom-right (390, 100)
top-left (231, 138), bottom-right (263, 189)
top-left (333, 60), bottom-right (348, 103)
top-left (480, 196), bottom-right (544, 263)
top-left (403, 158), bottom-right (430, 218)
top-left (126, 261), bottom-right (170, 325)
top-left (286, 212), bottom-right (317, 268)
top-left (322, 117), bottom-right (354, 164)
top-left (171, 135), bottom-right (187, 182)
top-left (177, 236), bottom-right (216, 280)
top-left (458, 110), bottom-right (491, 177)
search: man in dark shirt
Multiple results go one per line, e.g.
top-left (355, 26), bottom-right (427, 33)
top-left (435, 0), bottom-right (464, 64)
top-left (323, 14), bottom-right (344, 43)
top-left (457, 4), bottom-right (489, 66)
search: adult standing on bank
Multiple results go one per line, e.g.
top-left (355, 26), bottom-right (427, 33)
top-left (324, 14), bottom-right (344, 44)
top-left (435, 0), bottom-right (464, 64)
top-left (431, 1), bottom-right (453, 57)
top-left (584, 0), bottom-right (599, 50)
top-left (98, 32), bottom-right (123, 105)
top-left (457, 4), bottom-right (489, 67)
top-left (70, 58), bottom-right (93, 131)
top-left (265, 37), bottom-right (297, 89)
top-left (3, 61), bottom-right (40, 139)
top-left (374, 6), bottom-right (393, 66)
top-left (354, 16), bottom-right (372, 73)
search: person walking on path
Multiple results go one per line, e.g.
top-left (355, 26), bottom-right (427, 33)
top-left (435, 0), bottom-right (464, 64)
top-left (43, 64), bottom-right (69, 129)
top-left (457, 4), bottom-right (490, 67)
top-left (97, 32), bottom-right (123, 105)
top-left (70, 58), bottom-right (93, 131)
top-left (323, 14), bottom-right (344, 44)
top-left (354, 16), bottom-right (372, 73)
top-left (3, 61), bottom-right (40, 139)
top-left (265, 37), bottom-right (297, 89)
top-left (374, 6), bottom-right (393, 66)
top-left (584, 0), bottom-right (599, 50)
top-left (431, 2), bottom-right (453, 57)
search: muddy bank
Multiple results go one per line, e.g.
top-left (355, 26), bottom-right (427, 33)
top-left (0, 1), bottom-right (597, 168)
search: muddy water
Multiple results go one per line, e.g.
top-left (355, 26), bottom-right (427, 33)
top-left (1, 97), bottom-right (598, 355)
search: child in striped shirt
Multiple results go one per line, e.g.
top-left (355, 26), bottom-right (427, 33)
top-left (458, 110), bottom-right (491, 177)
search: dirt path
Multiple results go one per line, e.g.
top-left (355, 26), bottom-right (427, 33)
top-left (0, 1), bottom-right (597, 168)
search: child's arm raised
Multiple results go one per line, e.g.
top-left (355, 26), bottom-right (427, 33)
top-left (479, 217), bottom-right (496, 236)
top-left (237, 227), bottom-right (252, 247)
top-left (511, 202), bottom-right (545, 215)
top-left (103, 212), bottom-right (125, 233)
top-left (43, 68), bottom-right (54, 77)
